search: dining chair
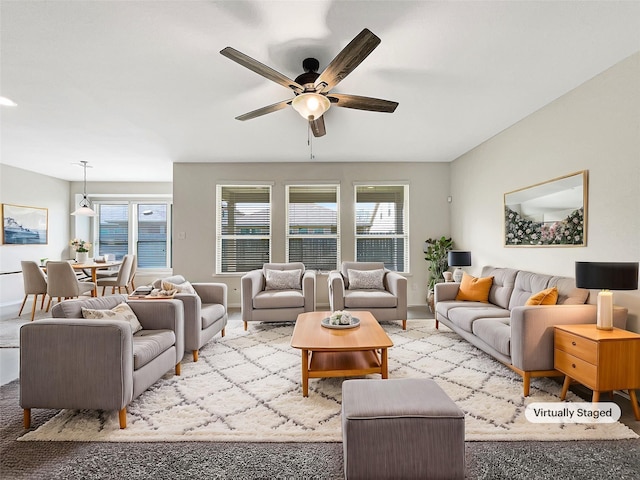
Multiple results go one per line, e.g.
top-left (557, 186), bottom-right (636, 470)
top-left (97, 254), bottom-right (134, 295)
top-left (19, 261), bottom-right (49, 321)
top-left (127, 255), bottom-right (137, 292)
top-left (45, 261), bottom-right (96, 310)
top-left (96, 253), bottom-right (118, 279)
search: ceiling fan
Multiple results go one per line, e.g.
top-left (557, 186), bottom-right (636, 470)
top-left (220, 28), bottom-right (398, 137)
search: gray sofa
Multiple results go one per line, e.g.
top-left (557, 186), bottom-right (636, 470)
top-left (20, 294), bottom-right (184, 429)
top-left (152, 275), bottom-right (228, 361)
top-left (328, 261), bottom-right (408, 330)
top-left (434, 266), bottom-right (628, 396)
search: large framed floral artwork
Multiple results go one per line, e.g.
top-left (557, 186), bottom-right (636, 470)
top-left (2, 203), bottom-right (48, 245)
top-left (504, 171), bottom-right (588, 247)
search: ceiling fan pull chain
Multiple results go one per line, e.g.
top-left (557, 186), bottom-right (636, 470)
top-left (308, 124), bottom-right (314, 160)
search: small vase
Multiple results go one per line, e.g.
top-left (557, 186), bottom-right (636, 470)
top-left (75, 251), bottom-right (89, 264)
top-left (443, 271), bottom-right (453, 282)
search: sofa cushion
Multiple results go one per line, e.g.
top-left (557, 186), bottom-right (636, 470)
top-left (481, 267), bottom-right (518, 309)
top-left (455, 273), bottom-right (493, 303)
top-left (162, 279), bottom-right (196, 295)
top-left (347, 268), bottom-right (385, 290)
top-left (81, 302), bottom-right (143, 334)
top-left (549, 276), bottom-right (589, 305)
top-left (133, 330), bottom-right (175, 370)
top-left (152, 275), bottom-right (187, 289)
top-left (341, 262), bottom-right (385, 289)
top-left (201, 303), bottom-right (226, 329)
top-left (344, 290), bottom-right (397, 309)
top-left (446, 305), bottom-right (511, 333)
top-left (472, 318), bottom-right (511, 357)
top-left (253, 290), bottom-right (305, 309)
top-left (265, 268), bottom-right (302, 290)
top-left (509, 271), bottom-right (553, 309)
top-left (525, 287), bottom-right (558, 306)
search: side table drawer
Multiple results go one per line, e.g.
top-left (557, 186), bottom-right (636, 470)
top-left (554, 350), bottom-right (597, 388)
top-left (555, 330), bottom-right (597, 364)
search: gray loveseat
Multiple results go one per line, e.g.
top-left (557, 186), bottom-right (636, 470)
top-left (20, 294), bottom-right (184, 429)
top-left (434, 266), bottom-right (627, 396)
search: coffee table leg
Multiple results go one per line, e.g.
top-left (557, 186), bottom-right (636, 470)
top-left (381, 348), bottom-right (388, 379)
top-left (301, 349), bottom-right (309, 397)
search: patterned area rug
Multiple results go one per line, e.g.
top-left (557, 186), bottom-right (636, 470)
top-left (19, 320), bottom-right (638, 442)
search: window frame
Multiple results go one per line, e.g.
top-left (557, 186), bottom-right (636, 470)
top-left (354, 183), bottom-right (409, 273)
top-left (92, 199), bottom-right (173, 272)
top-left (216, 184), bottom-right (272, 275)
top-left (285, 184), bottom-right (340, 271)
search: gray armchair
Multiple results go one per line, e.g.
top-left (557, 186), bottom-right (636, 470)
top-left (20, 294), bottom-right (184, 429)
top-left (152, 275), bottom-right (228, 361)
top-left (241, 262), bottom-right (316, 331)
top-left (328, 261), bottom-right (408, 330)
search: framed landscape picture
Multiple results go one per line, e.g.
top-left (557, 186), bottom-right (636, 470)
top-left (2, 203), bottom-right (48, 245)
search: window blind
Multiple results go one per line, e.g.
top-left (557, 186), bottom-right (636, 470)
top-left (355, 185), bottom-right (408, 272)
top-left (286, 185), bottom-right (339, 271)
top-left (217, 185), bottom-right (271, 273)
top-left (98, 204), bottom-right (129, 261)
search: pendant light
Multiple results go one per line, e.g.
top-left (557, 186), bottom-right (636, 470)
top-left (71, 161), bottom-right (96, 216)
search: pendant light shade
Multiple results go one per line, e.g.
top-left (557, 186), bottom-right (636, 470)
top-left (71, 161), bottom-right (96, 217)
top-left (291, 93), bottom-right (330, 120)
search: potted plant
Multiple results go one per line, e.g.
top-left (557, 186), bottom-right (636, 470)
top-left (70, 238), bottom-right (92, 264)
top-left (424, 236), bottom-right (454, 312)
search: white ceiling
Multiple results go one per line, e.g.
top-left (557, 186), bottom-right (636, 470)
top-left (1, 1), bottom-right (639, 182)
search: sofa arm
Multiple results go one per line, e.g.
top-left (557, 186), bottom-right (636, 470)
top-left (193, 283), bottom-right (227, 309)
top-left (20, 319), bottom-right (134, 411)
top-left (510, 304), bottom-right (628, 372)
top-left (434, 282), bottom-right (460, 303)
top-left (385, 271), bottom-right (407, 316)
top-left (241, 269), bottom-right (265, 321)
top-left (302, 270), bottom-right (316, 312)
top-left (127, 299), bottom-right (185, 364)
top-left (328, 271), bottom-right (345, 311)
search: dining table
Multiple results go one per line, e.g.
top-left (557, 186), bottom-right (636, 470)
top-left (43, 260), bottom-right (123, 297)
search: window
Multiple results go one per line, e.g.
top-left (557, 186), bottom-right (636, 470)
top-left (217, 185), bottom-right (271, 273)
top-left (97, 204), bottom-right (129, 260)
top-left (95, 201), bottom-right (172, 269)
top-left (355, 184), bottom-right (408, 272)
top-left (286, 185), bottom-right (339, 270)
top-left (136, 204), bottom-right (169, 268)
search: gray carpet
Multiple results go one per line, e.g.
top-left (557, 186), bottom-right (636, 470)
top-left (2, 380), bottom-right (639, 479)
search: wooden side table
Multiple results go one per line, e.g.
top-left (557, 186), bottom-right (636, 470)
top-left (554, 324), bottom-right (640, 420)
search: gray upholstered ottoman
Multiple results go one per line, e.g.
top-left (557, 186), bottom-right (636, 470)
top-left (342, 378), bottom-right (465, 480)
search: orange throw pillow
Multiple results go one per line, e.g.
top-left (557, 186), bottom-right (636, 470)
top-left (525, 286), bottom-right (558, 306)
top-left (455, 273), bottom-right (494, 303)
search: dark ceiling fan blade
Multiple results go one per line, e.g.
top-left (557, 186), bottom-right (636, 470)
top-left (314, 28), bottom-right (381, 92)
top-left (327, 93), bottom-right (398, 113)
top-left (220, 47), bottom-right (304, 93)
top-left (235, 98), bottom-right (293, 121)
top-left (309, 116), bottom-right (326, 137)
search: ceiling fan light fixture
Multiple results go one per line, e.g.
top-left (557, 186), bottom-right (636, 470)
top-left (291, 93), bottom-right (330, 120)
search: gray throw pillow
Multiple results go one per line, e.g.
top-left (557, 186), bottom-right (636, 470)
top-left (348, 268), bottom-right (385, 290)
top-left (265, 269), bottom-right (302, 290)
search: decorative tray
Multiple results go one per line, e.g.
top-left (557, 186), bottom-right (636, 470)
top-left (321, 317), bottom-right (361, 329)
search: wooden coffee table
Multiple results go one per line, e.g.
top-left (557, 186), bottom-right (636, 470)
top-left (290, 311), bottom-right (393, 397)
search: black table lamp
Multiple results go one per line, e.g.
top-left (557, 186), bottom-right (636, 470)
top-left (448, 251), bottom-right (472, 283)
top-left (575, 261), bottom-right (639, 330)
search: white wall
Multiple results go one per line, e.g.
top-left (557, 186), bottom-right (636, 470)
top-left (0, 164), bottom-right (70, 318)
top-left (450, 52), bottom-right (640, 332)
top-left (172, 162), bottom-right (451, 308)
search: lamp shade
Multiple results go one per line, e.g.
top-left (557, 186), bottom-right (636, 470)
top-left (448, 251), bottom-right (472, 267)
top-left (291, 93), bottom-right (330, 120)
top-left (575, 262), bottom-right (639, 290)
